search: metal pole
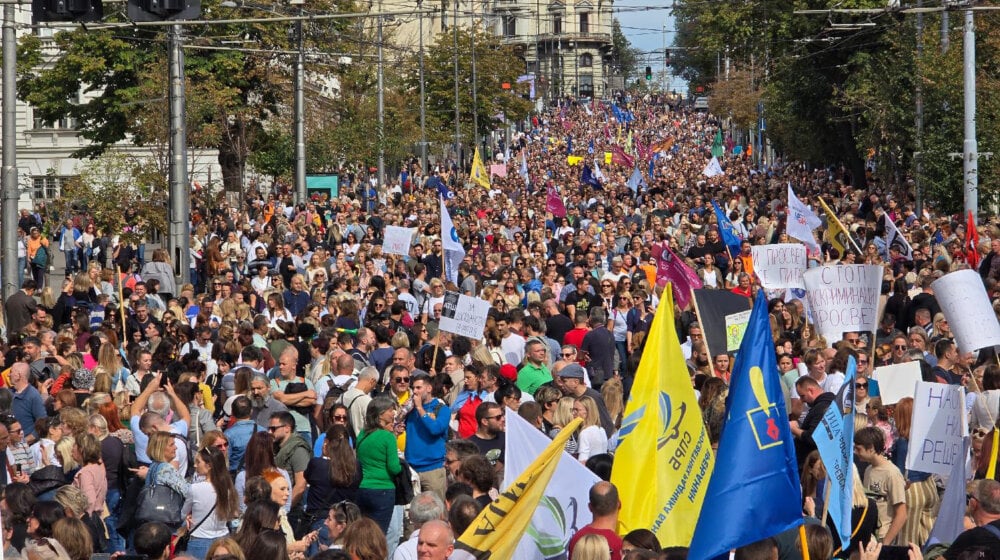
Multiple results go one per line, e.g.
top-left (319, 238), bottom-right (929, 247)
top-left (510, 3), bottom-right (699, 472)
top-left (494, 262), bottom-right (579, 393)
top-left (471, 3), bottom-right (479, 153)
top-left (2, 4), bottom-right (18, 303)
top-left (941, 7), bottom-right (949, 54)
top-left (915, 0), bottom-right (924, 216)
top-left (377, 12), bottom-right (385, 188)
top-left (962, 7), bottom-right (977, 224)
top-left (418, 0), bottom-right (427, 174)
top-left (294, 7), bottom-right (306, 204)
top-left (453, 0), bottom-right (461, 164)
top-left (168, 25), bottom-right (191, 286)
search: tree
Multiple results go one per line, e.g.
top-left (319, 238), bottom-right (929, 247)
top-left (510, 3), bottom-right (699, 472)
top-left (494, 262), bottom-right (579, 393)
top-left (610, 19), bottom-right (640, 82)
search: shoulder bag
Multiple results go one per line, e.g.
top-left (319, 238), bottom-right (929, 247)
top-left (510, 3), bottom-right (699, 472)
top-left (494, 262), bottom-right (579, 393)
top-left (135, 463), bottom-right (185, 528)
top-left (174, 501), bottom-right (217, 553)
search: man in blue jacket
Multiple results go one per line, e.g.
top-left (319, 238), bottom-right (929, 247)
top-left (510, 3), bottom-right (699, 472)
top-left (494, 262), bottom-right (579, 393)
top-left (404, 371), bottom-right (451, 501)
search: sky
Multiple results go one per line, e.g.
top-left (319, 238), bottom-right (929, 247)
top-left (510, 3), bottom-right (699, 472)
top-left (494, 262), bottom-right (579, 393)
top-left (613, 0), bottom-right (686, 93)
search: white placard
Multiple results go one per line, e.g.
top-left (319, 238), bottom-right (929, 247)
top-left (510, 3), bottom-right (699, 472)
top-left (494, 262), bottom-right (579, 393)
top-left (872, 361), bottom-right (922, 405)
top-left (725, 310), bottom-right (752, 352)
top-left (439, 291), bottom-right (491, 339)
top-left (802, 264), bottom-right (883, 344)
top-left (906, 381), bottom-right (967, 477)
top-left (382, 226), bottom-right (415, 256)
top-left (931, 269), bottom-right (1000, 352)
top-left (751, 244), bottom-right (807, 289)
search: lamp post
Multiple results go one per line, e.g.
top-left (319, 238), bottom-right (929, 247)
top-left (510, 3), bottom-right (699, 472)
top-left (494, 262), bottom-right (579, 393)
top-left (417, 0), bottom-right (426, 174)
top-left (2, 2), bottom-right (18, 304)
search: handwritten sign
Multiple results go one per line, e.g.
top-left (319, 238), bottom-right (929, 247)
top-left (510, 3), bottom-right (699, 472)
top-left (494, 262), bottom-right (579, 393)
top-left (872, 361), bottom-right (922, 405)
top-left (725, 310), bottom-right (752, 352)
top-left (751, 244), bottom-right (807, 289)
top-left (439, 291), bottom-right (491, 339)
top-left (906, 381), bottom-right (967, 477)
top-left (932, 269), bottom-right (1000, 352)
top-left (382, 226), bottom-right (415, 256)
top-left (802, 264), bottom-right (883, 344)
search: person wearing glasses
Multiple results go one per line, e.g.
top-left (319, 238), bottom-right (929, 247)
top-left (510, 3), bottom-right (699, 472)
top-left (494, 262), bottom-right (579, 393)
top-left (268, 411), bottom-right (311, 510)
top-left (465, 402), bottom-right (506, 470)
top-left (355, 397), bottom-right (403, 533)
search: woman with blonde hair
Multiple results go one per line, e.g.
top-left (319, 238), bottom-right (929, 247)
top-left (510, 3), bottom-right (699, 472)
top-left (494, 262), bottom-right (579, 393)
top-left (571, 533), bottom-right (611, 560)
top-left (600, 377), bottom-right (624, 429)
top-left (573, 396), bottom-right (607, 462)
top-left (206, 536), bottom-right (246, 560)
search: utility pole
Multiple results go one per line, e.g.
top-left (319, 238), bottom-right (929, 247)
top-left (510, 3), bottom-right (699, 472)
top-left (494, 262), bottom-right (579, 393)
top-left (377, 9), bottom-right (385, 188)
top-left (168, 24), bottom-right (191, 284)
top-left (471, 2), bottom-right (479, 154)
top-left (453, 0), bottom-right (461, 165)
top-left (418, 0), bottom-right (427, 174)
top-left (915, 0), bottom-right (924, 216)
top-left (294, 4), bottom-right (306, 204)
top-left (941, 7), bottom-right (949, 53)
top-left (2, 2), bottom-right (18, 303)
top-left (962, 6), bottom-right (977, 224)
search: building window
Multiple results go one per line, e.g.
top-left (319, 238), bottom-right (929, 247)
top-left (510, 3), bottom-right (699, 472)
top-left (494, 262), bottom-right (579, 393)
top-left (31, 175), bottom-right (74, 201)
top-left (579, 12), bottom-right (589, 33)
top-left (580, 53), bottom-right (593, 67)
top-left (32, 115), bottom-right (78, 130)
top-left (579, 74), bottom-right (594, 97)
top-left (553, 15), bottom-right (562, 34)
top-left (503, 15), bottom-right (516, 38)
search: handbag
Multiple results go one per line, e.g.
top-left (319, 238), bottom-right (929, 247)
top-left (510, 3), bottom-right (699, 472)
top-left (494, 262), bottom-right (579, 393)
top-left (174, 501), bottom-right (217, 553)
top-left (135, 463), bottom-right (185, 528)
top-left (31, 245), bottom-right (47, 267)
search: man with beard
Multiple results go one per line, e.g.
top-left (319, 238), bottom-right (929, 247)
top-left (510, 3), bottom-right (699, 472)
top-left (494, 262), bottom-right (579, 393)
top-left (249, 373), bottom-right (287, 430)
top-left (269, 411), bottom-right (311, 507)
top-left (465, 402), bottom-right (505, 469)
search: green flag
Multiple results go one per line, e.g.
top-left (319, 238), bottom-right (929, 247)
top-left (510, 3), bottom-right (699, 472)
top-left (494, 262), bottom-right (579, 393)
top-left (711, 129), bottom-right (724, 158)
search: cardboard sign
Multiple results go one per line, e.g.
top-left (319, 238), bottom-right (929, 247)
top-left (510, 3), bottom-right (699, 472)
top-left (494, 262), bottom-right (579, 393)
top-left (932, 269), bottom-right (1000, 352)
top-left (382, 226), bottom-right (415, 256)
top-left (725, 310), bottom-right (752, 352)
top-left (906, 382), bottom-right (967, 477)
top-left (802, 264), bottom-right (883, 344)
top-left (439, 291), bottom-right (491, 339)
top-left (751, 244), bottom-right (807, 290)
top-left (871, 361), bottom-right (922, 405)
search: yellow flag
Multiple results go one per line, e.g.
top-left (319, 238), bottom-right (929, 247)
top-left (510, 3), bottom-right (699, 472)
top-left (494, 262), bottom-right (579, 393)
top-left (610, 284), bottom-right (715, 547)
top-left (567, 155), bottom-right (583, 166)
top-left (605, 152), bottom-right (613, 165)
top-left (818, 197), bottom-right (853, 257)
top-left (455, 418), bottom-right (584, 560)
top-left (626, 130), bottom-right (633, 153)
top-left (470, 147), bottom-right (491, 189)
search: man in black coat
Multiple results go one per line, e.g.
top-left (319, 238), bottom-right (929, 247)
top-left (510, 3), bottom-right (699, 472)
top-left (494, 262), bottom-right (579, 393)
top-left (4, 279), bottom-right (38, 337)
top-left (790, 376), bottom-right (836, 472)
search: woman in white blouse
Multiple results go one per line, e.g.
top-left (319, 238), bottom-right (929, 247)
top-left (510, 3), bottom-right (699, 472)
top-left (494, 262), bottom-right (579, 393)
top-left (182, 447), bottom-right (240, 560)
top-left (573, 395), bottom-right (608, 463)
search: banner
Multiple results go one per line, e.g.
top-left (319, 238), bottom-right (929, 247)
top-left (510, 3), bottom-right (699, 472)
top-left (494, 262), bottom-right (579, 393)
top-left (604, 152), bottom-right (612, 165)
top-left (871, 362), bottom-right (922, 405)
top-left (381, 226), bottom-right (415, 257)
top-left (440, 197), bottom-right (466, 284)
top-left (932, 269), bottom-right (1000, 352)
top-left (439, 291), bottom-right (491, 339)
top-left (725, 310), bottom-right (752, 352)
top-left (505, 412), bottom-right (598, 560)
top-left (455, 419), bottom-right (582, 560)
top-left (692, 289), bottom-right (751, 358)
top-left (813, 356), bottom-right (858, 550)
top-left (489, 163), bottom-right (508, 178)
top-left (802, 264), bottom-right (883, 344)
top-left (906, 381), bottom-right (967, 477)
top-left (567, 155), bottom-right (583, 166)
top-left (751, 244), bottom-right (807, 290)
top-left (610, 284), bottom-right (714, 546)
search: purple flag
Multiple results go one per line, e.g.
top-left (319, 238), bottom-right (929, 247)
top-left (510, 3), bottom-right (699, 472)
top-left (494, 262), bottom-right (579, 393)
top-left (546, 186), bottom-right (567, 218)
top-left (651, 243), bottom-right (703, 310)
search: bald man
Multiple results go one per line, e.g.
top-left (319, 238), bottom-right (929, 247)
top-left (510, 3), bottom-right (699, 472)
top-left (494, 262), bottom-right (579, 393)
top-left (416, 520), bottom-right (454, 560)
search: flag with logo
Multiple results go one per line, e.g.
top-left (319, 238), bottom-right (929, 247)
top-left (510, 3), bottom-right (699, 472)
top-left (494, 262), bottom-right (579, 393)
top-left (469, 147), bottom-right (491, 189)
top-left (427, 176), bottom-right (453, 200)
top-left (454, 419), bottom-right (583, 560)
top-left (812, 355), bottom-right (858, 550)
top-left (505, 412), bottom-right (598, 560)
top-left (593, 159), bottom-right (606, 182)
top-left (703, 156), bottom-right (723, 178)
top-left (884, 217), bottom-right (913, 260)
top-left (610, 283), bottom-right (714, 546)
top-left (787, 185), bottom-right (822, 252)
top-left (440, 196), bottom-right (466, 284)
top-left (611, 145), bottom-right (635, 168)
top-left (712, 200), bottom-right (742, 256)
top-left (546, 186), bottom-right (567, 218)
top-left (651, 243), bottom-right (702, 311)
top-left (582, 164), bottom-right (602, 189)
top-left (689, 289), bottom-right (803, 560)
top-left (818, 197), bottom-right (855, 257)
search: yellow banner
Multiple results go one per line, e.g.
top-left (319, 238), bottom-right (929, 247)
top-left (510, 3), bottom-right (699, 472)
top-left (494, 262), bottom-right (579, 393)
top-left (818, 197), bottom-right (853, 257)
top-left (610, 284), bottom-right (715, 547)
top-left (470, 147), bottom-right (491, 189)
top-left (455, 418), bottom-right (583, 560)
top-left (567, 155), bottom-right (583, 166)
top-left (605, 152), bottom-right (613, 165)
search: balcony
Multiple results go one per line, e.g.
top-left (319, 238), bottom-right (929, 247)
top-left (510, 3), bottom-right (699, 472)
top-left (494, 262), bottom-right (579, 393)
top-left (535, 32), bottom-right (611, 45)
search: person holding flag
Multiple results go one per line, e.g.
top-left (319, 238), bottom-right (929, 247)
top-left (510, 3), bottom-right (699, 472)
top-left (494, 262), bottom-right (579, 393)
top-left (689, 289), bottom-right (803, 560)
top-left (440, 196), bottom-right (466, 285)
top-left (787, 185), bottom-right (823, 253)
top-left (711, 200), bottom-right (742, 258)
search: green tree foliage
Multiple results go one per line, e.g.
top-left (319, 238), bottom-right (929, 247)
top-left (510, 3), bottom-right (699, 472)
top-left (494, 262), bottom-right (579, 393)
top-left (610, 19), bottom-right (640, 82)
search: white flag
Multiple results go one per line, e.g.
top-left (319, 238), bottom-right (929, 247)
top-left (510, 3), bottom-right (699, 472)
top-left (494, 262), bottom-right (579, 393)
top-left (626, 167), bottom-right (646, 193)
top-left (593, 159), bottom-right (606, 182)
top-left (504, 411), bottom-right (599, 559)
top-left (884, 217), bottom-right (913, 260)
top-left (702, 156), bottom-right (723, 177)
top-left (440, 196), bottom-right (466, 284)
top-left (519, 151), bottom-right (530, 186)
top-left (787, 185), bottom-right (822, 252)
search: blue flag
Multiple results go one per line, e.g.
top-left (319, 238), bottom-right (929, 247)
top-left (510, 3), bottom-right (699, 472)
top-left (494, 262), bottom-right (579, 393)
top-left (648, 158), bottom-right (655, 180)
top-left (813, 356), bottom-right (857, 551)
top-left (566, 135), bottom-right (573, 155)
top-left (712, 200), bottom-right (742, 256)
top-left (689, 289), bottom-right (803, 560)
top-left (588, 139), bottom-right (595, 154)
top-left (626, 167), bottom-right (645, 193)
top-left (581, 164), bottom-right (602, 189)
top-left (611, 104), bottom-right (624, 123)
top-left (427, 176), bottom-right (453, 200)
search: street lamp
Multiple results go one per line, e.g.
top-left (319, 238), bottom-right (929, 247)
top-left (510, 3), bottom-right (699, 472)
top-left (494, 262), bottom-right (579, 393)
top-left (221, 0), bottom-right (307, 205)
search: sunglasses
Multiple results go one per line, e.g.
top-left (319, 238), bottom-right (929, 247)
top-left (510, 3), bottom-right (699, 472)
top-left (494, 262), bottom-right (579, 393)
top-left (333, 415), bottom-right (348, 421)
top-left (855, 383), bottom-right (868, 389)
top-left (394, 377), bottom-right (410, 383)
top-left (894, 344), bottom-right (908, 350)
top-left (560, 352), bottom-right (575, 358)
top-left (267, 426), bottom-right (285, 432)
top-left (486, 413), bottom-right (505, 420)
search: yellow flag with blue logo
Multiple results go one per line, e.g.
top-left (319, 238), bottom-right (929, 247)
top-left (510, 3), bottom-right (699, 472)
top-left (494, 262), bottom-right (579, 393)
top-left (610, 283), bottom-right (715, 547)
top-left (453, 418), bottom-right (583, 560)
top-left (470, 147), bottom-right (491, 189)
top-left (818, 197), bottom-right (854, 257)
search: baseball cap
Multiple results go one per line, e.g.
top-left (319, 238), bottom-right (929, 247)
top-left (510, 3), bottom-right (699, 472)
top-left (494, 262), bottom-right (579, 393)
top-left (558, 363), bottom-right (586, 379)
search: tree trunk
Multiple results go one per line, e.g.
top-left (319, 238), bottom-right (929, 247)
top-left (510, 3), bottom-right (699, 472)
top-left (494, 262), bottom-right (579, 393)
top-left (219, 118), bottom-right (248, 194)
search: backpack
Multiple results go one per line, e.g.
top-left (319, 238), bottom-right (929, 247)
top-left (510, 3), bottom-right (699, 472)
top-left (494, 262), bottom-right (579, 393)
top-left (172, 433), bottom-right (196, 479)
top-left (320, 376), bottom-right (350, 426)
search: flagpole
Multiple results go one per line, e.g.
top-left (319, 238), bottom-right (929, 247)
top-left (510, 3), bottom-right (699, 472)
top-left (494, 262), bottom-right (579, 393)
top-left (799, 525), bottom-right (811, 560)
top-left (689, 287), bottom-right (715, 376)
top-left (821, 197), bottom-right (864, 256)
top-left (820, 482), bottom-right (832, 525)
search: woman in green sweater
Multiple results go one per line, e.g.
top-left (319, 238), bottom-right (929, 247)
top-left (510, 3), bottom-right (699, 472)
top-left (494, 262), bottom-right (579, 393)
top-left (355, 396), bottom-right (402, 532)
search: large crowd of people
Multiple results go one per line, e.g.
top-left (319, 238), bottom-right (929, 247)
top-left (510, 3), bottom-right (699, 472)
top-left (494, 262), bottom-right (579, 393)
top-left (0, 92), bottom-right (999, 560)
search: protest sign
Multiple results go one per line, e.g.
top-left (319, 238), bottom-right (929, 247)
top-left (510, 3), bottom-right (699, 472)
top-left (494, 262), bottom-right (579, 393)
top-left (906, 382), bottom-right (967, 477)
top-left (751, 244), bottom-right (807, 290)
top-left (802, 264), bottom-right (882, 344)
top-left (692, 289), bottom-right (751, 357)
top-left (932, 269), bottom-right (1000, 352)
top-left (440, 291), bottom-right (491, 339)
top-left (382, 226), bottom-right (414, 256)
top-left (871, 362), bottom-right (922, 405)
top-left (725, 310), bottom-right (752, 352)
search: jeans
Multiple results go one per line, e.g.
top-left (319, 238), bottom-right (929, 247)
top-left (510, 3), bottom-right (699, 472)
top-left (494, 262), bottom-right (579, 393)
top-left (357, 488), bottom-right (395, 533)
top-left (306, 511), bottom-right (330, 557)
top-left (615, 340), bottom-right (632, 396)
top-left (184, 536), bottom-right (215, 560)
top-left (387, 504), bottom-right (403, 557)
top-left (17, 257), bottom-right (24, 287)
top-left (105, 487), bottom-right (126, 554)
top-left (64, 249), bottom-right (78, 275)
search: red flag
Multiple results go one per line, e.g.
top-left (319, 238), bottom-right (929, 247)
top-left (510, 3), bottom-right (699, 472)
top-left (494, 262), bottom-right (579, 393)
top-left (546, 186), bottom-right (567, 218)
top-left (651, 243), bottom-right (703, 310)
top-left (611, 145), bottom-right (634, 168)
top-left (966, 210), bottom-right (980, 268)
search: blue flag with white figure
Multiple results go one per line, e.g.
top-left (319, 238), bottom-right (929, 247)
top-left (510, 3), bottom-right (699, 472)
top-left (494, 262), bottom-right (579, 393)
top-left (581, 164), bottom-right (602, 189)
top-left (712, 200), bottom-right (742, 256)
top-left (427, 176), bottom-right (453, 200)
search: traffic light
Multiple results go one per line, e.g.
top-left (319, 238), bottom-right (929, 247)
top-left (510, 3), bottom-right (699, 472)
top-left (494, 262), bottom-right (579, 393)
top-left (665, 48), bottom-right (672, 67)
top-left (32, 0), bottom-right (103, 23)
top-left (127, 0), bottom-right (201, 22)
top-left (645, 66), bottom-right (652, 81)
